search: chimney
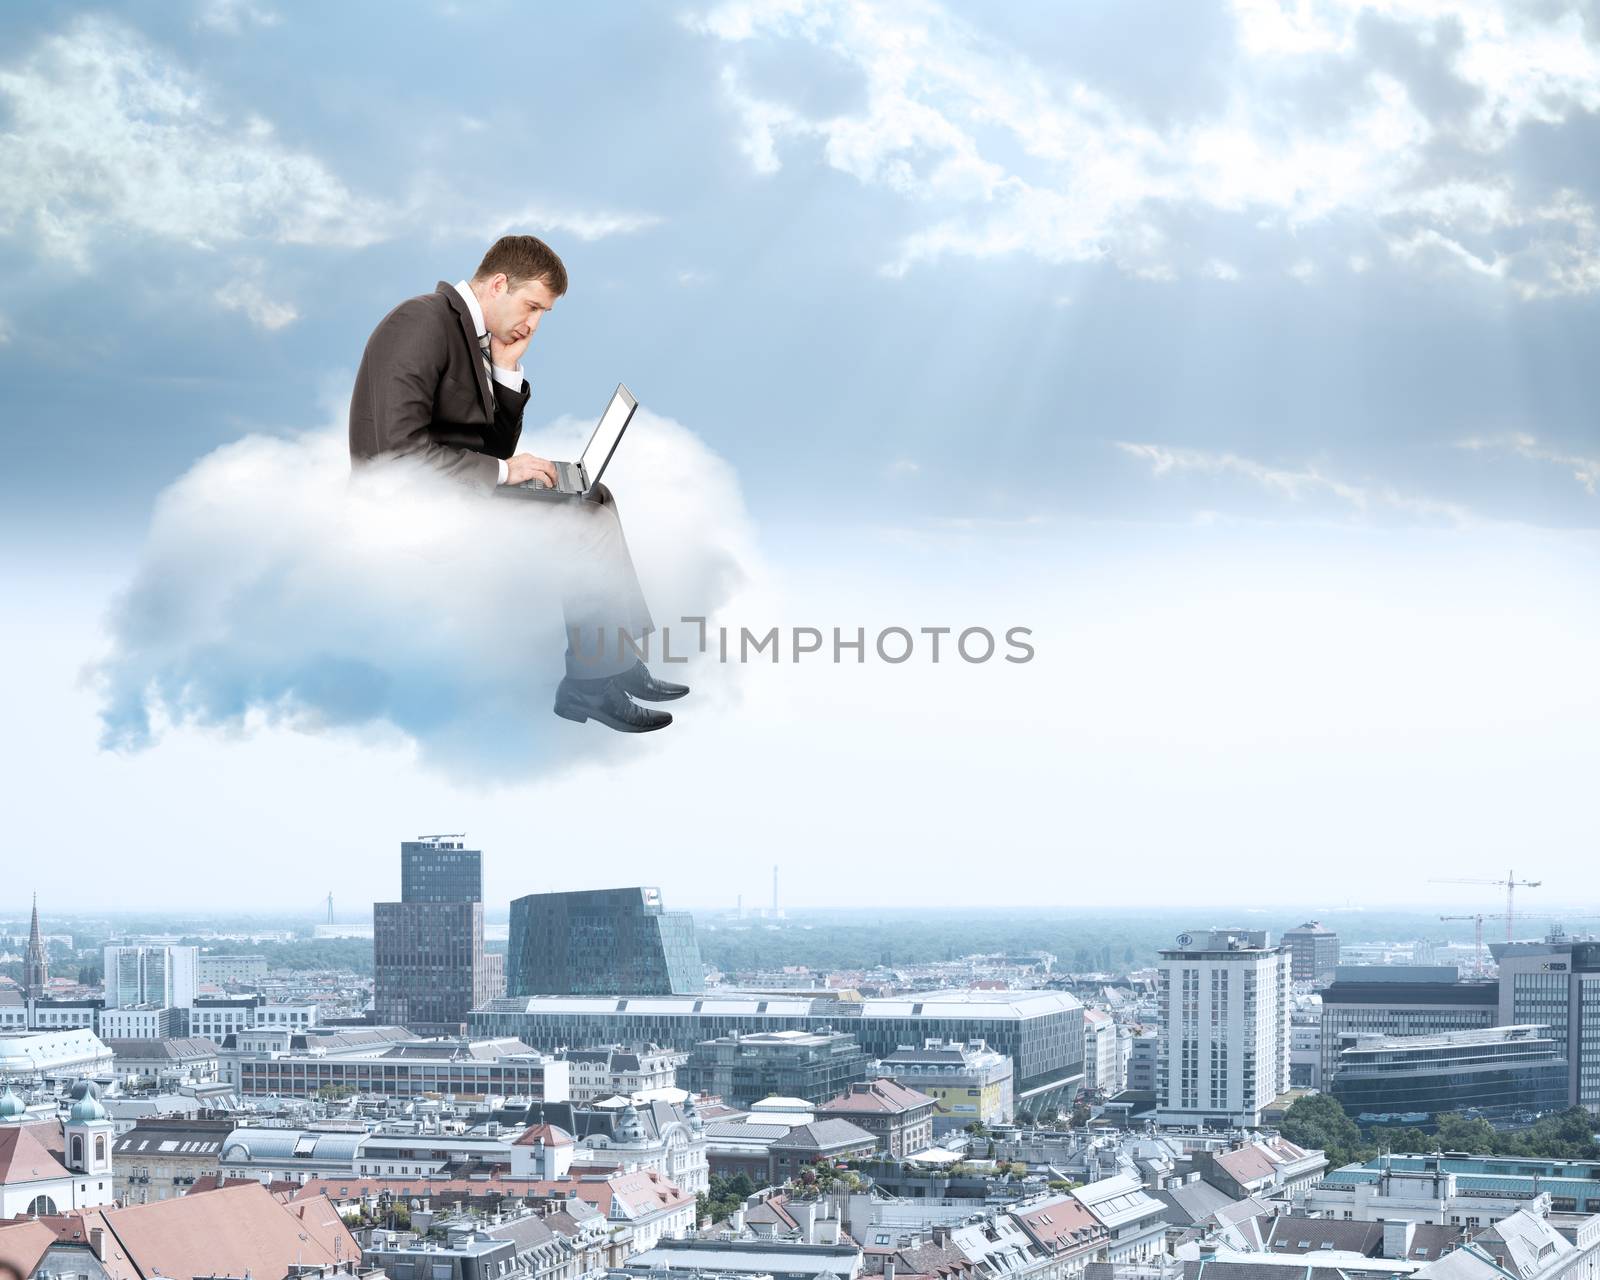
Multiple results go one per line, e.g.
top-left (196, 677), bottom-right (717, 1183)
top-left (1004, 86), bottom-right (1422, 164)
top-left (932, 1226), bottom-right (951, 1247)
top-left (89, 1228), bottom-right (106, 1261)
top-left (885, 1260), bottom-right (897, 1280)
top-left (1384, 1221), bottom-right (1416, 1260)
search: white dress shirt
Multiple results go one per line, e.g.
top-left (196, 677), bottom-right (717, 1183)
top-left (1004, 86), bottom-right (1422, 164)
top-left (453, 280), bottom-right (526, 486)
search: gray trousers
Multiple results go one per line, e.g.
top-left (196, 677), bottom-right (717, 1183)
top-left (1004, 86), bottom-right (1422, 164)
top-left (495, 481), bottom-right (654, 679)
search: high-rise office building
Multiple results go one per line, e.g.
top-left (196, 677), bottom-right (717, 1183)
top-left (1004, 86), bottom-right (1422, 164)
top-left (1155, 928), bottom-right (1290, 1128)
top-left (1319, 965), bottom-right (1498, 1086)
top-left (401, 838), bottom-right (482, 903)
top-left (1283, 921), bottom-right (1341, 984)
top-left (1493, 934), bottom-right (1600, 1113)
top-left (506, 886), bottom-right (704, 997)
top-left (103, 944), bottom-right (198, 1009)
top-left (374, 834), bottom-right (498, 1037)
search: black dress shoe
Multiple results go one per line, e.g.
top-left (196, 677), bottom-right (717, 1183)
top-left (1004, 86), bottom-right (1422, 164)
top-left (615, 660), bottom-right (690, 703)
top-left (554, 676), bottom-right (673, 733)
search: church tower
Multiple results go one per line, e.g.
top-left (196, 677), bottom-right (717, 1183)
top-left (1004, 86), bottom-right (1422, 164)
top-left (65, 1083), bottom-right (114, 1180)
top-left (22, 892), bottom-right (48, 1000)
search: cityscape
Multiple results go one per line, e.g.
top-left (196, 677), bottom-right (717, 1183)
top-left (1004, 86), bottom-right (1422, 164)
top-left (4, 839), bottom-right (1600, 1280)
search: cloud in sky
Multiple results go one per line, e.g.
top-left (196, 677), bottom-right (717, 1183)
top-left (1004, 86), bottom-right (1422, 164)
top-left (91, 413), bottom-right (757, 781)
top-left (1458, 431), bottom-right (1600, 495)
top-left (0, 17), bottom-right (385, 268)
top-left (213, 268), bottom-right (299, 331)
top-left (1116, 440), bottom-right (1473, 524)
top-left (688, 0), bottom-right (1600, 295)
top-left (476, 204), bottom-right (664, 243)
top-left (0, 16), bottom-right (665, 318)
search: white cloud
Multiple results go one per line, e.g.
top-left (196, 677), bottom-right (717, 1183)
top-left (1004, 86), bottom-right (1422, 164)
top-left (0, 313), bottom-right (11, 345)
top-left (1116, 440), bottom-right (1472, 523)
top-left (478, 204), bottom-right (663, 243)
top-left (214, 279), bottom-right (299, 331)
top-left (1458, 432), bottom-right (1600, 495)
top-left (687, 0), bottom-right (1600, 296)
top-left (91, 413), bottom-right (759, 780)
top-left (0, 17), bottom-right (384, 269)
top-left (196, 0), bottom-right (279, 33)
top-left (1203, 259), bottom-right (1241, 281)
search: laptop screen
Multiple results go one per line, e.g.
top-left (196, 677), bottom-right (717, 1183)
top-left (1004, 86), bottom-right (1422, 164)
top-left (578, 384), bottom-right (638, 486)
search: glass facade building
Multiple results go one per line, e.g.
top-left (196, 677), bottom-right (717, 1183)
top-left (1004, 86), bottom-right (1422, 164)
top-left (1330, 1024), bottom-right (1568, 1131)
top-left (506, 887), bottom-right (705, 997)
top-left (400, 837), bottom-right (482, 903)
top-left (469, 988), bottom-right (1084, 1120)
top-left (374, 836), bottom-right (495, 1037)
top-left (1493, 937), bottom-right (1600, 1113)
top-left (1319, 966), bottom-right (1499, 1085)
top-left (680, 1029), bottom-right (871, 1107)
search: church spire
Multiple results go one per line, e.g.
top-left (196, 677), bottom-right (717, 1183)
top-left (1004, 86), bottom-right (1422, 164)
top-left (23, 891), bottom-right (48, 1001)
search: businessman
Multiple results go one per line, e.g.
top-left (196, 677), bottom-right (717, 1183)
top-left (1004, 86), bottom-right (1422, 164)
top-left (349, 234), bottom-right (687, 733)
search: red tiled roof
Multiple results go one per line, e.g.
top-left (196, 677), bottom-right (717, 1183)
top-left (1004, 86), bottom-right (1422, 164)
top-left (0, 1123), bottom-right (71, 1186)
top-left (817, 1079), bottom-right (935, 1115)
top-left (1216, 1145), bottom-right (1278, 1184)
top-left (28, 1185), bottom-right (357, 1280)
top-left (515, 1122), bottom-right (576, 1147)
top-left (0, 1220), bottom-right (59, 1280)
top-left (1013, 1196), bottom-right (1108, 1254)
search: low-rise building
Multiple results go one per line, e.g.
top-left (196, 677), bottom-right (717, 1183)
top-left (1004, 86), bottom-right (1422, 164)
top-left (0, 1029), bottom-right (114, 1081)
top-left (224, 1028), bottom-right (568, 1101)
top-left (103, 1037), bottom-right (220, 1087)
top-left (1193, 1136), bottom-right (1328, 1203)
top-left (111, 1117), bottom-right (233, 1204)
top-left (1308, 1154), bottom-right (1600, 1224)
top-left (683, 1030), bottom-right (871, 1109)
top-left (815, 1079), bottom-right (936, 1158)
top-left (618, 1237), bottom-right (865, 1280)
top-left (561, 1044), bottom-right (687, 1103)
top-left (1071, 1175), bottom-right (1168, 1263)
top-left (767, 1119), bottom-right (878, 1183)
top-left (872, 1039), bottom-right (1014, 1134)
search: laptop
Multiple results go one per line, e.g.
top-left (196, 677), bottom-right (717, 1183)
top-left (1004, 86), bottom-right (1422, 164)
top-left (507, 383), bottom-right (638, 498)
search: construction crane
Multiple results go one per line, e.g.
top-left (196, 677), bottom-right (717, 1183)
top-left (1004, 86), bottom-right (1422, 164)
top-left (1440, 914), bottom-right (1492, 975)
top-left (1431, 869), bottom-right (1542, 940)
top-left (1438, 912), bottom-right (1600, 975)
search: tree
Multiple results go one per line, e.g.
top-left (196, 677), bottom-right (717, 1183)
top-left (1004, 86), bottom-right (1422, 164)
top-left (1431, 1113), bottom-right (1498, 1155)
top-left (1281, 1093), bottom-right (1366, 1168)
top-left (1380, 1127), bottom-right (1437, 1155)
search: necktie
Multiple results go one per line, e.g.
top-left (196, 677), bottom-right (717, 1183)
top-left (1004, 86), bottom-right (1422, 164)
top-left (478, 332), bottom-right (496, 402)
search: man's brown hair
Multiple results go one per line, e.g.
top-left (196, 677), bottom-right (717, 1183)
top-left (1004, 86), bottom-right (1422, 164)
top-left (473, 235), bottom-right (568, 296)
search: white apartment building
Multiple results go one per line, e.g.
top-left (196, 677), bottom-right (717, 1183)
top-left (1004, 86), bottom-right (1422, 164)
top-left (1155, 928), bottom-right (1289, 1128)
top-left (1083, 1010), bottom-right (1125, 1096)
top-left (103, 945), bottom-right (198, 1010)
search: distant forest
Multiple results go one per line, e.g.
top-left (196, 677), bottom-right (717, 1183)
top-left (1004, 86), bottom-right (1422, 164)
top-left (691, 907), bottom-right (1505, 977)
top-left (7, 905), bottom-right (1531, 980)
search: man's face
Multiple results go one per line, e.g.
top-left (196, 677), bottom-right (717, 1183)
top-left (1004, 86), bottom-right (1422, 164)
top-left (483, 274), bottom-right (557, 342)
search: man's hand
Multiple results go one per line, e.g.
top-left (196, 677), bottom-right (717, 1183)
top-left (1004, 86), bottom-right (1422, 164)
top-left (490, 326), bottom-right (533, 373)
top-left (506, 453), bottom-right (558, 487)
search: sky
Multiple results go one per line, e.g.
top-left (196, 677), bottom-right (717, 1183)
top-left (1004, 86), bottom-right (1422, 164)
top-left (1, 0), bottom-right (1597, 915)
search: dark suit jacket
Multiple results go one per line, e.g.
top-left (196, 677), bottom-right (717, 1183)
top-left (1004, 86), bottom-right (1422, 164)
top-left (349, 281), bottom-right (531, 492)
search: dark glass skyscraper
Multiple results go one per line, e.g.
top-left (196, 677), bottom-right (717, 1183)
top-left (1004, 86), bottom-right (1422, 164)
top-left (401, 837), bottom-right (482, 903)
top-left (507, 886), bottom-right (704, 997)
top-left (375, 835), bottom-right (499, 1036)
